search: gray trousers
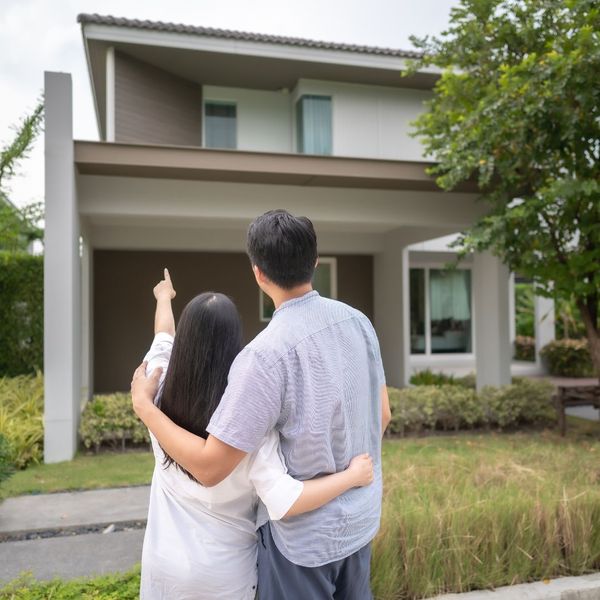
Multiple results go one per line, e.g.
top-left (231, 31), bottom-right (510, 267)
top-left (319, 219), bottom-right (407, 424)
top-left (257, 522), bottom-right (373, 600)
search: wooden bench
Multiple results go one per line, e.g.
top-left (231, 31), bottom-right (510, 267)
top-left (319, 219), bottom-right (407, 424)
top-left (554, 385), bottom-right (600, 436)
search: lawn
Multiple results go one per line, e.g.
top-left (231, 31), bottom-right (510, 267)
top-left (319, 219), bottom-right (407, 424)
top-left (1, 417), bottom-right (600, 599)
top-left (0, 451), bottom-right (154, 499)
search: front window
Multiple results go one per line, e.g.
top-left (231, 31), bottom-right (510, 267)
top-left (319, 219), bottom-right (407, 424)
top-left (410, 267), bottom-right (472, 354)
top-left (204, 101), bottom-right (236, 149)
top-left (260, 258), bottom-right (337, 322)
top-left (296, 95), bottom-right (332, 155)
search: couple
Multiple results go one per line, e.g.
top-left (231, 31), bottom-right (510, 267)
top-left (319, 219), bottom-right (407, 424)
top-left (131, 210), bottom-right (391, 599)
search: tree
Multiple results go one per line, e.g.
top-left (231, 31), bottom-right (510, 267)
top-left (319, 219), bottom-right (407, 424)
top-left (0, 101), bottom-right (44, 252)
top-left (408, 0), bottom-right (600, 377)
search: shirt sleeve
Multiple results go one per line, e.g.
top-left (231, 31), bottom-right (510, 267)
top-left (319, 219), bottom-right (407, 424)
top-left (142, 332), bottom-right (173, 402)
top-left (206, 347), bottom-right (282, 454)
top-left (247, 432), bottom-right (303, 521)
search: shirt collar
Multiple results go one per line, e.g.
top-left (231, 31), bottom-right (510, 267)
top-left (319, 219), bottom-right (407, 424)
top-left (273, 290), bottom-right (319, 317)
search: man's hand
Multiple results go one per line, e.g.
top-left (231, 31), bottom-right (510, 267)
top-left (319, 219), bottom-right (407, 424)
top-left (131, 361), bottom-right (162, 419)
top-left (153, 268), bottom-right (176, 301)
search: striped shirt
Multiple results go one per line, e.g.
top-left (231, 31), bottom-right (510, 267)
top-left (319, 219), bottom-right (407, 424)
top-left (207, 291), bottom-right (385, 567)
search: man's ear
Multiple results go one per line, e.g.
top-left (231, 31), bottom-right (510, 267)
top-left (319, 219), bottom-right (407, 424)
top-left (252, 264), bottom-right (263, 285)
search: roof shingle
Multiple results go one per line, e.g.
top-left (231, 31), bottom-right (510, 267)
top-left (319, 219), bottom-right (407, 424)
top-left (77, 13), bottom-right (422, 60)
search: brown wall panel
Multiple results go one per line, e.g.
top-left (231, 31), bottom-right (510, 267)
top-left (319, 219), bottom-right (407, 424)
top-left (93, 250), bottom-right (373, 393)
top-left (115, 51), bottom-right (203, 146)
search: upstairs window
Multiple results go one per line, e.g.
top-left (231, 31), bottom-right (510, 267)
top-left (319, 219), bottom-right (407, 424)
top-left (296, 95), bottom-right (332, 155)
top-left (204, 101), bottom-right (237, 149)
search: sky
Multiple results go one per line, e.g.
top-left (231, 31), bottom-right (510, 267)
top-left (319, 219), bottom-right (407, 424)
top-left (1, 0), bottom-right (459, 209)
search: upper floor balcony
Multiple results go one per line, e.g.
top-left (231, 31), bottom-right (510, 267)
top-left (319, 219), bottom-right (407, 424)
top-left (79, 14), bottom-right (439, 162)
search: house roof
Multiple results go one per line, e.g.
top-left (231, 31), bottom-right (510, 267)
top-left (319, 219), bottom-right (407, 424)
top-left (76, 13), bottom-right (422, 60)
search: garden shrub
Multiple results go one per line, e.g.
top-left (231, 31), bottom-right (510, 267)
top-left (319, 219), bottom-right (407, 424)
top-left (540, 339), bottom-right (595, 377)
top-left (410, 369), bottom-right (476, 389)
top-left (410, 369), bottom-right (457, 386)
top-left (0, 372), bottom-right (44, 468)
top-left (0, 252), bottom-right (43, 376)
top-left (388, 378), bottom-right (555, 435)
top-left (514, 335), bottom-right (536, 361)
top-left (79, 393), bottom-right (150, 452)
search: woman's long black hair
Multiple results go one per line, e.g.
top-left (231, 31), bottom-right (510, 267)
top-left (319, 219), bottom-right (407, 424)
top-left (158, 292), bottom-right (242, 481)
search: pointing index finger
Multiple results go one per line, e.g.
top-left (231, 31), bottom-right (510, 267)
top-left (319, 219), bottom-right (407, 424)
top-left (163, 268), bottom-right (170, 282)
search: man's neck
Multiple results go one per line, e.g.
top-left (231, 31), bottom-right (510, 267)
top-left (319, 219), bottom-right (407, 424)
top-left (271, 283), bottom-right (314, 310)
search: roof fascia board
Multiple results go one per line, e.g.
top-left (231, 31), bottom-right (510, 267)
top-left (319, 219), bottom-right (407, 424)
top-left (82, 24), bottom-right (438, 75)
top-left (80, 26), bottom-right (104, 139)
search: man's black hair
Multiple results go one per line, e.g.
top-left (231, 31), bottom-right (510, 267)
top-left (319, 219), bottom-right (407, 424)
top-left (247, 209), bottom-right (317, 289)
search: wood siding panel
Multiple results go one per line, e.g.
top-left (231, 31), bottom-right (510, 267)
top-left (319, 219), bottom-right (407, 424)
top-left (93, 250), bottom-right (373, 393)
top-left (115, 52), bottom-right (203, 146)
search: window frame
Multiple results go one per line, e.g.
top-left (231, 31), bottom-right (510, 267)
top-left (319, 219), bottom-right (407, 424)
top-left (409, 264), bottom-right (475, 357)
top-left (202, 99), bottom-right (238, 150)
top-left (259, 257), bottom-right (338, 323)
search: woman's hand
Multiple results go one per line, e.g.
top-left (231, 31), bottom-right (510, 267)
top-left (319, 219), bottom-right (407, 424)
top-left (346, 453), bottom-right (374, 488)
top-left (153, 268), bottom-right (176, 301)
top-left (131, 361), bottom-right (162, 420)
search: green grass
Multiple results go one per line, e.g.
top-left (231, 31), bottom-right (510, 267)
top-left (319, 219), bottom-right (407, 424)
top-left (0, 451), bottom-right (154, 499)
top-left (0, 568), bottom-right (141, 599)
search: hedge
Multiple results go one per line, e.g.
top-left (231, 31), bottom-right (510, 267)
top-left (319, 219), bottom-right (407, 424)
top-left (388, 378), bottom-right (556, 436)
top-left (540, 339), bottom-right (595, 377)
top-left (0, 252), bottom-right (43, 376)
top-left (514, 335), bottom-right (536, 361)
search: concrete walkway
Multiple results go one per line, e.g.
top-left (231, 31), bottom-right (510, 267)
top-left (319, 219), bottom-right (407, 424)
top-left (0, 486), bottom-right (150, 536)
top-left (0, 486), bottom-right (150, 584)
top-left (435, 573), bottom-right (600, 599)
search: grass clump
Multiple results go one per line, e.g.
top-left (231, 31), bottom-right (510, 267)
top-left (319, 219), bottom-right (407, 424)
top-left (0, 568), bottom-right (140, 599)
top-left (372, 430), bottom-right (600, 598)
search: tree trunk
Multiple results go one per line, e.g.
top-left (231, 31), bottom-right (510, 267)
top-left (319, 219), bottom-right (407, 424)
top-left (577, 300), bottom-right (600, 382)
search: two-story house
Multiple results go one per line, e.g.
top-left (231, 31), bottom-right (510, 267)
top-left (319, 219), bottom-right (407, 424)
top-left (43, 14), bottom-right (554, 462)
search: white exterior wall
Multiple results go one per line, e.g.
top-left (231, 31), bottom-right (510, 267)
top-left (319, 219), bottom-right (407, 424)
top-left (44, 72), bottom-right (81, 462)
top-left (203, 85), bottom-right (293, 153)
top-left (294, 79), bottom-right (430, 161)
top-left (202, 80), bottom-right (430, 160)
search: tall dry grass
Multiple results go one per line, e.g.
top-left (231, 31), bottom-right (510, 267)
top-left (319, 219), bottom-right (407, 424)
top-left (373, 432), bottom-right (600, 599)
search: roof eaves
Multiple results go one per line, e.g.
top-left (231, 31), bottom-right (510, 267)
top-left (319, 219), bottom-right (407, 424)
top-left (76, 13), bottom-right (423, 60)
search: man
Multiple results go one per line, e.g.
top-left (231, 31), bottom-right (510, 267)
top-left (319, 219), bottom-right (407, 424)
top-left (132, 210), bottom-right (391, 598)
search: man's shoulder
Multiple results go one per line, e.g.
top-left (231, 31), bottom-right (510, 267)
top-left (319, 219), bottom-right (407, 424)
top-left (246, 297), bottom-right (375, 360)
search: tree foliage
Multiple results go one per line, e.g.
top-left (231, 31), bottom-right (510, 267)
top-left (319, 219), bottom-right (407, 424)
top-left (407, 0), bottom-right (600, 376)
top-left (0, 253), bottom-right (43, 376)
top-left (0, 100), bottom-right (44, 252)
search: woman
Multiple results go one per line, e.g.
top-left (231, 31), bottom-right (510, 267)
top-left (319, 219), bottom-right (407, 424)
top-left (140, 269), bottom-right (373, 599)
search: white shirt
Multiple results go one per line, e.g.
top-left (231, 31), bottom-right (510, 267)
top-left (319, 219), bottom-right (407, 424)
top-left (140, 332), bottom-right (303, 600)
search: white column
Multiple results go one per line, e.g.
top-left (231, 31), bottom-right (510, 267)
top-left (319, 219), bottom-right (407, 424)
top-left (81, 227), bottom-right (94, 403)
top-left (534, 295), bottom-right (555, 371)
top-left (473, 252), bottom-right (511, 389)
top-left (374, 231), bottom-right (410, 388)
top-left (44, 72), bottom-right (81, 463)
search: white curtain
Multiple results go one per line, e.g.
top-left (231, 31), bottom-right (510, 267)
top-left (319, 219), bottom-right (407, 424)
top-left (297, 96), bottom-right (332, 155)
top-left (430, 269), bottom-right (471, 321)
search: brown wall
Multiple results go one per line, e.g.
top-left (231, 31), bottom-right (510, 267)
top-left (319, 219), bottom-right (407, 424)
top-left (115, 51), bottom-right (203, 146)
top-left (93, 250), bottom-right (373, 393)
